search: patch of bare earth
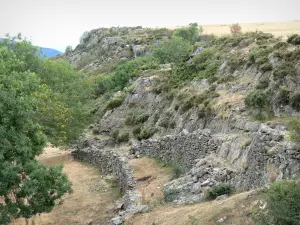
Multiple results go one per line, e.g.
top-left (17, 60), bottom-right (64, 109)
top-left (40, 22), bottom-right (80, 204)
top-left (125, 191), bottom-right (263, 225)
top-left (11, 148), bottom-right (121, 225)
top-left (129, 157), bottom-right (173, 207)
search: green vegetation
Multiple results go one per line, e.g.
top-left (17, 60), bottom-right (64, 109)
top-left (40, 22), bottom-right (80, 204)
top-left (245, 90), bottom-right (269, 114)
top-left (173, 23), bottom-right (202, 44)
top-left (248, 45), bottom-right (272, 67)
top-left (112, 130), bottom-right (130, 143)
top-left (287, 34), bottom-right (300, 45)
top-left (65, 45), bottom-right (73, 54)
top-left (290, 91), bottom-right (300, 111)
top-left (164, 188), bottom-right (180, 202)
top-left (134, 125), bottom-right (157, 140)
top-left (125, 109), bottom-right (150, 125)
top-left (253, 180), bottom-right (300, 225)
top-left (273, 62), bottom-right (297, 80)
top-left (80, 31), bottom-right (90, 44)
top-left (106, 95), bottom-right (125, 110)
top-left (152, 36), bottom-right (192, 64)
top-left (286, 116), bottom-right (300, 143)
top-left (206, 183), bottom-right (232, 200)
top-left (0, 36), bottom-right (74, 224)
top-left (95, 56), bottom-right (158, 95)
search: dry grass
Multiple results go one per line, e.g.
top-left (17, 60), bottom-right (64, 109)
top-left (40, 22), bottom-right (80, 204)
top-left (202, 21), bottom-right (300, 37)
top-left (11, 148), bottom-right (121, 225)
top-left (125, 191), bottom-right (263, 225)
top-left (166, 21), bottom-right (300, 37)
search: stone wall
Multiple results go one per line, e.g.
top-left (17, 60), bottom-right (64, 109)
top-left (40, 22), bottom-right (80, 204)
top-left (131, 129), bottom-right (219, 170)
top-left (72, 140), bottom-right (147, 225)
top-left (131, 124), bottom-right (300, 204)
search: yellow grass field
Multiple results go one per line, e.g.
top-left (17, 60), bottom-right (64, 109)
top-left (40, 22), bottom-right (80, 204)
top-left (168, 21), bottom-right (300, 37)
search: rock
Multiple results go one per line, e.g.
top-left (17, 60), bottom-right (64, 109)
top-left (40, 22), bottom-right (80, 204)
top-left (216, 216), bottom-right (227, 223)
top-left (215, 194), bottom-right (228, 201)
top-left (110, 216), bottom-right (123, 225)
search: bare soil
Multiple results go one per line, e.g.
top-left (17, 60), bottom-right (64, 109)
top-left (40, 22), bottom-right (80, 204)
top-left (11, 148), bottom-right (121, 225)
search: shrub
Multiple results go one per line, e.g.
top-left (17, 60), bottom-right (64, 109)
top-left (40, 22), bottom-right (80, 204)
top-left (106, 96), bottom-right (124, 110)
top-left (245, 90), bottom-right (269, 114)
top-left (230, 23), bottom-right (242, 35)
top-left (116, 131), bottom-right (129, 143)
top-left (260, 62), bottom-right (273, 72)
top-left (152, 36), bottom-right (192, 63)
top-left (164, 188), bottom-right (180, 202)
top-left (95, 56), bottom-right (158, 95)
top-left (290, 91), bottom-right (300, 111)
top-left (287, 34), bottom-right (300, 45)
top-left (276, 86), bottom-right (291, 105)
top-left (217, 75), bottom-right (235, 84)
top-left (273, 62), bottom-right (297, 80)
top-left (256, 77), bottom-right (270, 89)
top-left (134, 126), bottom-right (157, 140)
top-left (125, 109), bottom-right (150, 125)
top-left (248, 46), bottom-right (272, 66)
top-left (206, 183), bottom-right (232, 200)
top-left (227, 52), bottom-right (247, 71)
top-left (158, 113), bottom-right (176, 129)
top-left (254, 180), bottom-right (300, 225)
top-left (286, 116), bottom-right (300, 143)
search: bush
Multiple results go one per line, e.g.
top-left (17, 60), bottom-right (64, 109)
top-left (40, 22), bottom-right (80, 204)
top-left (273, 62), bottom-right (297, 80)
top-left (256, 77), bottom-right (270, 89)
top-left (227, 52), bottom-right (247, 71)
top-left (164, 188), bottom-right (180, 202)
top-left (276, 86), bottom-right (291, 105)
top-left (134, 126), bottom-right (157, 140)
top-left (116, 131), bottom-right (129, 143)
top-left (158, 113), bottom-right (176, 129)
top-left (106, 96), bottom-right (124, 110)
top-left (248, 46), bottom-right (272, 66)
top-left (125, 109), bottom-right (150, 125)
top-left (290, 91), bottom-right (300, 110)
top-left (287, 34), bottom-right (300, 45)
top-left (152, 36), bottom-right (192, 63)
top-left (286, 116), bottom-right (300, 143)
top-left (245, 90), bottom-right (269, 114)
top-left (230, 23), bottom-right (242, 35)
top-left (95, 56), bottom-right (158, 95)
top-left (206, 183), bottom-right (232, 200)
top-left (260, 62), bottom-right (273, 72)
top-left (254, 180), bottom-right (300, 225)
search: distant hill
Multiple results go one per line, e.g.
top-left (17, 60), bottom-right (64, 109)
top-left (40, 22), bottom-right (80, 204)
top-left (0, 37), bottom-right (62, 58)
top-left (40, 47), bottom-right (62, 58)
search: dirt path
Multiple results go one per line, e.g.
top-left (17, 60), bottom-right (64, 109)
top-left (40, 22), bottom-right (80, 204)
top-left (125, 191), bottom-right (262, 225)
top-left (129, 158), bottom-right (173, 207)
top-left (11, 148), bottom-right (121, 225)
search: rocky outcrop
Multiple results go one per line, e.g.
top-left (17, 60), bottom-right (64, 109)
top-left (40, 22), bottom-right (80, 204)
top-left (72, 140), bottom-right (147, 224)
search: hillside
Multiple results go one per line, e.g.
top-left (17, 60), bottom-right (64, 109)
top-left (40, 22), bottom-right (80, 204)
top-left (52, 24), bottom-right (300, 224)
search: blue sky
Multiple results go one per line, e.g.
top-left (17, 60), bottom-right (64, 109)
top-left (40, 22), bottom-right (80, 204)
top-left (0, 0), bottom-right (298, 52)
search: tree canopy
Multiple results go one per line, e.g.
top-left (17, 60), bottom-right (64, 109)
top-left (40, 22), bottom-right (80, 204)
top-left (0, 35), bottom-right (91, 223)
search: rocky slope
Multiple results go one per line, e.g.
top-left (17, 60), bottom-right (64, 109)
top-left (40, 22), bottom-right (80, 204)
top-left (62, 27), bottom-right (300, 223)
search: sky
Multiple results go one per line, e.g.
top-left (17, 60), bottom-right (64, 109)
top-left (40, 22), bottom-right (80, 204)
top-left (0, 0), bottom-right (299, 52)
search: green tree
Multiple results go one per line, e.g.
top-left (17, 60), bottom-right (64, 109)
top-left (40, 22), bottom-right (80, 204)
top-left (0, 46), bottom-right (72, 223)
top-left (0, 36), bottom-right (92, 146)
top-left (65, 45), bottom-right (73, 54)
top-left (173, 23), bottom-right (202, 43)
top-left (152, 36), bottom-right (192, 63)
